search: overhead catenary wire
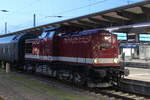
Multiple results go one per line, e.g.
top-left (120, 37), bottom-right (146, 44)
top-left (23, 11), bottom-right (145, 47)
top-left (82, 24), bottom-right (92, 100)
top-left (6, 0), bottom-right (143, 34)
top-left (36, 0), bottom-right (109, 24)
top-left (53, 0), bottom-right (108, 15)
top-left (9, 0), bottom-right (108, 31)
top-left (14, 0), bottom-right (109, 18)
top-left (12, 0), bottom-right (42, 14)
top-left (125, 0), bottom-right (137, 5)
top-left (31, 0), bottom-right (144, 25)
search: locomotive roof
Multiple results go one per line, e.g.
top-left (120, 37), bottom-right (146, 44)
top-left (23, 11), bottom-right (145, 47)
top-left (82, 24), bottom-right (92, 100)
top-left (78, 29), bottom-right (109, 35)
top-left (61, 29), bottom-right (110, 37)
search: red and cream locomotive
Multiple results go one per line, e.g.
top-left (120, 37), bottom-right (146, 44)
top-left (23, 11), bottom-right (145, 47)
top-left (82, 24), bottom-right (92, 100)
top-left (24, 27), bottom-right (128, 87)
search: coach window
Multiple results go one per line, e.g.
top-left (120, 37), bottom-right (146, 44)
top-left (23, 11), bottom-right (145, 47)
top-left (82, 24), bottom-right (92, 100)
top-left (47, 31), bottom-right (55, 38)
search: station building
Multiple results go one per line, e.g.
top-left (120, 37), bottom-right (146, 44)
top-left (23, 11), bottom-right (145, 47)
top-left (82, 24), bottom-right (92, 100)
top-left (113, 31), bottom-right (150, 60)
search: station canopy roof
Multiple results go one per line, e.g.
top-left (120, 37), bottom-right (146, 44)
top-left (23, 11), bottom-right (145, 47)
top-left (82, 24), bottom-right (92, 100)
top-left (1, 0), bottom-right (150, 37)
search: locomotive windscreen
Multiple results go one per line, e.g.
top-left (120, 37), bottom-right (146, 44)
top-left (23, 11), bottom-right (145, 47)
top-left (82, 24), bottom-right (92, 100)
top-left (99, 34), bottom-right (117, 50)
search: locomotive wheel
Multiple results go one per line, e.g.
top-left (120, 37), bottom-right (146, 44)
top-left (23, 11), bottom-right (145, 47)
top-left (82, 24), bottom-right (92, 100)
top-left (68, 72), bottom-right (73, 82)
top-left (57, 70), bottom-right (73, 82)
top-left (48, 67), bottom-right (53, 77)
top-left (73, 72), bottom-right (85, 86)
top-left (52, 70), bottom-right (57, 78)
top-left (56, 70), bottom-right (62, 80)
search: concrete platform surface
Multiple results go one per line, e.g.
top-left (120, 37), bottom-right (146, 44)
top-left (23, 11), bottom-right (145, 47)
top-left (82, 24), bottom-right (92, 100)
top-left (125, 67), bottom-right (150, 82)
top-left (121, 59), bottom-right (150, 69)
top-left (124, 59), bottom-right (150, 63)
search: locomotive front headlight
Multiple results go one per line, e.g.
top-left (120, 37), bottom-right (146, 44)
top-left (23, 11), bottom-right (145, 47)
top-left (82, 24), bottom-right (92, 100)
top-left (93, 58), bottom-right (100, 64)
top-left (113, 58), bottom-right (119, 63)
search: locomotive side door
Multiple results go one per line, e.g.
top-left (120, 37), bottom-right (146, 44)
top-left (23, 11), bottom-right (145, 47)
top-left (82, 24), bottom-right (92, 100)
top-left (44, 31), bottom-right (56, 61)
top-left (52, 32), bottom-right (62, 58)
top-left (38, 30), bottom-right (56, 61)
top-left (38, 32), bottom-right (47, 60)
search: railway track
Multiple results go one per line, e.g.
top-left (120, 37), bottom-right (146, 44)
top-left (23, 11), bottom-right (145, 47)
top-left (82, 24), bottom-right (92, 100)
top-left (92, 79), bottom-right (150, 100)
top-left (119, 79), bottom-right (150, 96)
top-left (14, 71), bottom-right (150, 100)
top-left (93, 88), bottom-right (150, 100)
top-left (121, 61), bottom-right (150, 69)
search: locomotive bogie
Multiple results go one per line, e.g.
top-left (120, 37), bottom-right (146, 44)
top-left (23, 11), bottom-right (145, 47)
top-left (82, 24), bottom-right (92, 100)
top-left (24, 60), bottom-right (125, 87)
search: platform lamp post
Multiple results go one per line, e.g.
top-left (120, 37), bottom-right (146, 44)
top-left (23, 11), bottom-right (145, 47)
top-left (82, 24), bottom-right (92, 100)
top-left (33, 14), bottom-right (63, 27)
top-left (0, 10), bottom-right (9, 34)
top-left (0, 10), bottom-right (10, 72)
top-left (5, 22), bottom-right (7, 34)
top-left (33, 13), bottom-right (36, 27)
top-left (0, 10), bottom-right (8, 58)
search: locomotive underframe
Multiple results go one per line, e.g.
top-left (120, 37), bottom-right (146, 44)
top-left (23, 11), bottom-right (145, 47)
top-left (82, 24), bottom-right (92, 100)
top-left (23, 60), bottom-right (128, 87)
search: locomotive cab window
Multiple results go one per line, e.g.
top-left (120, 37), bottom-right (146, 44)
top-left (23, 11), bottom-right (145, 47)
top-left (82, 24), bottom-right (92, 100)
top-left (47, 31), bottom-right (55, 38)
top-left (39, 32), bottom-right (47, 38)
top-left (98, 35), bottom-right (113, 50)
top-left (25, 42), bottom-right (32, 53)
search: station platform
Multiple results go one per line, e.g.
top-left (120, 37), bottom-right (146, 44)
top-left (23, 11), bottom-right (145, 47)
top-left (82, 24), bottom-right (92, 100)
top-left (125, 67), bottom-right (150, 82)
top-left (122, 59), bottom-right (150, 69)
top-left (125, 59), bottom-right (150, 63)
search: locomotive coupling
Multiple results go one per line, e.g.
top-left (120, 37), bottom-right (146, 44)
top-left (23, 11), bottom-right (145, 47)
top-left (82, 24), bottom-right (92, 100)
top-left (124, 69), bottom-right (129, 76)
top-left (110, 68), bottom-right (129, 77)
top-left (119, 69), bottom-right (129, 76)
